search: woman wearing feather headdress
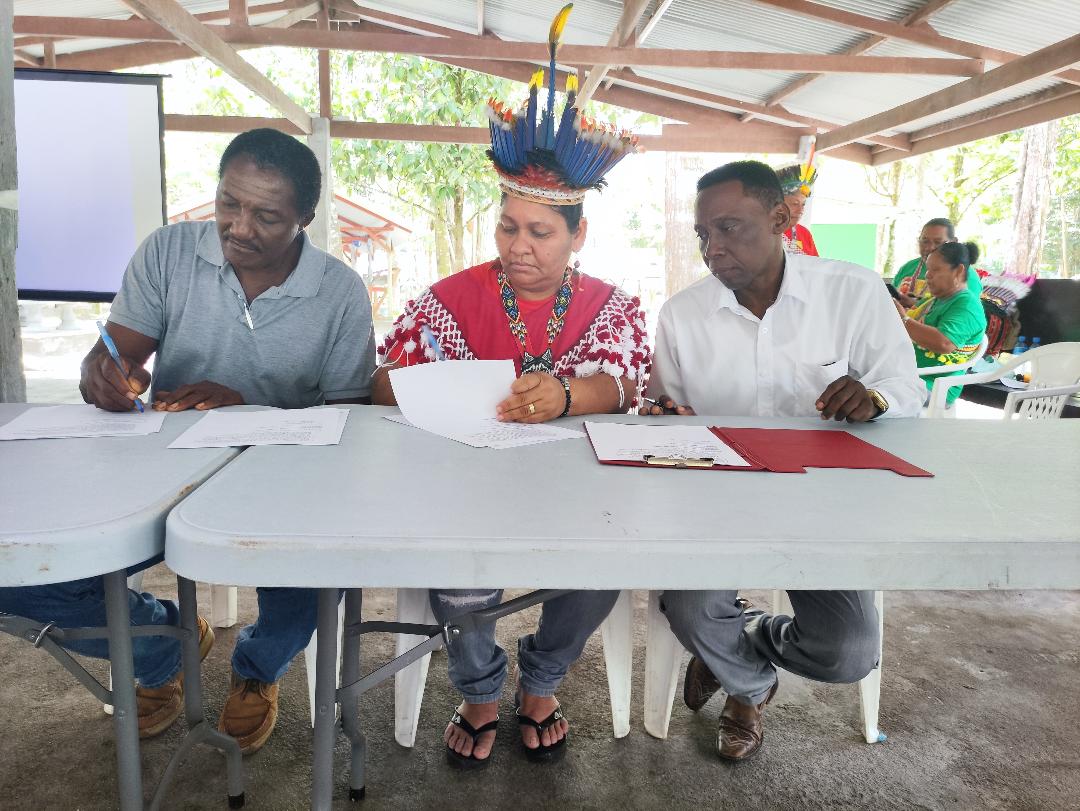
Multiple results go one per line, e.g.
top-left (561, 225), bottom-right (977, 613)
top-left (776, 163), bottom-right (819, 257)
top-left (373, 4), bottom-right (648, 769)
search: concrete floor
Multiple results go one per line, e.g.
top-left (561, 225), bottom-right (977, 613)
top-left (2, 567), bottom-right (1078, 810)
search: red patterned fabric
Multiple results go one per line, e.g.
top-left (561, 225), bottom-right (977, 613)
top-left (782, 224), bottom-right (818, 257)
top-left (380, 260), bottom-right (651, 406)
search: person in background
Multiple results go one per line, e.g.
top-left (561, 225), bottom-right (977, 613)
top-left (776, 163), bottom-right (818, 257)
top-left (896, 241), bottom-right (988, 407)
top-left (893, 218), bottom-right (981, 309)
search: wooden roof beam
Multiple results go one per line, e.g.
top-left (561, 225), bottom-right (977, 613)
top-left (11, 17), bottom-right (984, 74)
top-left (818, 31), bottom-right (1080, 152)
top-left (117, 1), bottom-right (313, 134)
top-left (741, 0), bottom-right (960, 123)
top-left (870, 89), bottom-right (1080, 164)
top-left (163, 113), bottom-right (871, 160)
top-left (576, 0), bottom-right (653, 107)
top-left (230, 0), bottom-right (248, 27)
top-left (752, 0), bottom-right (1080, 86)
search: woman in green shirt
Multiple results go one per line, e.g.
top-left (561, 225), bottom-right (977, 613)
top-left (893, 218), bottom-right (981, 308)
top-left (895, 241), bottom-right (988, 405)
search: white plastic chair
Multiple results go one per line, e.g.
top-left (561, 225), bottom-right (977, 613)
top-left (927, 341), bottom-right (1080, 418)
top-left (638, 590), bottom-right (886, 743)
top-left (916, 333), bottom-right (988, 378)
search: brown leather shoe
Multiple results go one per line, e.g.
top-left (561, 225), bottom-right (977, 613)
top-left (683, 656), bottom-right (723, 712)
top-left (717, 679), bottom-right (779, 762)
top-left (218, 672), bottom-right (279, 755)
top-left (136, 615), bottom-right (214, 739)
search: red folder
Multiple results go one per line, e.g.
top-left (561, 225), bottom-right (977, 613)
top-left (590, 426), bottom-right (933, 478)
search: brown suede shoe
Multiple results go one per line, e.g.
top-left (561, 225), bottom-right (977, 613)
top-left (717, 680), bottom-right (779, 762)
top-left (683, 656), bottom-right (723, 712)
top-left (218, 672), bottom-right (279, 755)
top-left (136, 615), bottom-right (214, 739)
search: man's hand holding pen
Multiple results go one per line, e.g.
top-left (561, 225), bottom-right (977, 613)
top-left (639, 394), bottom-right (696, 416)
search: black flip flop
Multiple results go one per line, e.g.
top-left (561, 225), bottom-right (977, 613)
top-left (515, 697), bottom-right (568, 763)
top-left (445, 710), bottom-right (499, 770)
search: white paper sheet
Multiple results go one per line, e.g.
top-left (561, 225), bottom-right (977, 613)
top-left (583, 422), bottom-right (751, 467)
top-left (385, 413), bottom-right (582, 449)
top-left (169, 407), bottom-right (349, 449)
top-left (0, 404), bottom-right (166, 441)
top-left (388, 360), bottom-right (581, 449)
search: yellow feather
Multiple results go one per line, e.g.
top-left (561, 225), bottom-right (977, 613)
top-left (529, 69), bottom-right (544, 90)
top-left (566, 73), bottom-right (579, 93)
top-left (549, 4), bottom-right (574, 46)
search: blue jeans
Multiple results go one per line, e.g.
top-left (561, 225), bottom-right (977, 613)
top-left (0, 574), bottom-right (181, 689)
top-left (429, 589), bottom-right (619, 703)
top-left (231, 587), bottom-right (342, 684)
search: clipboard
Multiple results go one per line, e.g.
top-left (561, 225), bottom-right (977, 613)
top-left (585, 423), bottom-right (933, 478)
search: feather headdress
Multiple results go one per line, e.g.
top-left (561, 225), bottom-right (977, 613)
top-left (776, 162), bottom-right (818, 198)
top-left (485, 3), bottom-right (640, 206)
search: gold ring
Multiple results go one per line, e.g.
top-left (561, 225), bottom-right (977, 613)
top-left (527, 402), bottom-right (536, 415)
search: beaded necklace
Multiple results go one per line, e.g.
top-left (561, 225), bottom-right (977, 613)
top-left (496, 264), bottom-right (574, 374)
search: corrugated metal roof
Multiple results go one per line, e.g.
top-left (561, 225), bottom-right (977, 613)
top-left (13, 0), bottom-right (1080, 157)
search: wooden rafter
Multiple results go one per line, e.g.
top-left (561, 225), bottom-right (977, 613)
top-left (117, 0), bottom-right (313, 134)
top-left (817, 31), bottom-right (1080, 152)
top-left (908, 83), bottom-right (1080, 143)
top-left (11, 17), bottom-right (985, 75)
top-left (263, 2), bottom-right (321, 29)
top-left (871, 89), bottom-right (1080, 164)
top-left (741, 0), bottom-right (960, 123)
top-left (752, 0), bottom-right (1080, 86)
top-left (42, 40), bottom-right (56, 68)
top-left (575, 0), bottom-right (652, 107)
top-left (230, 0), bottom-right (249, 27)
top-left (317, 2), bottom-right (331, 119)
top-left (476, 0), bottom-right (484, 37)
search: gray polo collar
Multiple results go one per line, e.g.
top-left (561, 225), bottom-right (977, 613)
top-left (197, 225), bottom-right (326, 299)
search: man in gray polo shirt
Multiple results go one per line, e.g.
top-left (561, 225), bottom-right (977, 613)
top-left (16, 128), bottom-right (374, 753)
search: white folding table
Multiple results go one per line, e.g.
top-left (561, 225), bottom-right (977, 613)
top-left (0, 403), bottom-right (245, 810)
top-left (165, 405), bottom-right (1080, 809)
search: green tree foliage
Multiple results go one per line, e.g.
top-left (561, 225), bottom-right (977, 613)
top-left (1043, 115), bottom-right (1080, 277)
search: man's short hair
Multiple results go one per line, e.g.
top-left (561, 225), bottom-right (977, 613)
top-left (219, 128), bottom-right (322, 217)
top-left (923, 217), bottom-right (956, 239)
top-left (696, 160), bottom-right (784, 213)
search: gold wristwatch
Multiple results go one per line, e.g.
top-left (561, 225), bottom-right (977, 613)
top-left (866, 388), bottom-right (889, 418)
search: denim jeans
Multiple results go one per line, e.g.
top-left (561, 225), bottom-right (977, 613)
top-left (231, 587), bottom-right (343, 684)
top-left (0, 574), bottom-right (181, 689)
top-left (429, 588), bottom-right (619, 703)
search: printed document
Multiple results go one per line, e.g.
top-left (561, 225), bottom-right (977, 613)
top-left (169, 407), bottom-right (349, 449)
top-left (388, 360), bottom-right (581, 449)
top-left (584, 422), bottom-right (751, 467)
top-left (0, 404), bottom-right (166, 441)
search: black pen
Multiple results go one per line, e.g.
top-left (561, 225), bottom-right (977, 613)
top-left (642, 396), bottom-right (679, 414)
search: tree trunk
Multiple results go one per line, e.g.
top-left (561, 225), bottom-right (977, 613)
top-left (664, 151), bottom-right (704, 298)
top-left (433, 211), bottom-right (452, 279)
top-left (947, 152), bottom-right (964, 225)
top-left (450, 187), bottom-right (465, 273)
top-left (0, 0), bottom-right (27, 403)
top-left (1004, 121), bottom-right (1060, 277)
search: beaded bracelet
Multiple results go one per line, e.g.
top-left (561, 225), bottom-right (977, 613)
top-left (558, 375), bottom-right (572, 418)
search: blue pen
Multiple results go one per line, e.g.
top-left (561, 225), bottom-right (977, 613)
top-left (96, 320), bottom-right (145, 412)
top-left (420, 324), bottom-right (445, 361)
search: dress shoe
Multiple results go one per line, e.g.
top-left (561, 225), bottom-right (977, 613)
top-left (717, 679), bottom-right (779, 762)
top-left (683, 656), bottom-right (723, 712)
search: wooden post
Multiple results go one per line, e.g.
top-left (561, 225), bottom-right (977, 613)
top-left (306, 117), bottom-right (333, 253)
top-left (317, 2), bottom-right (330, 119)
top-left (0, 0), bottom-right (27, 402)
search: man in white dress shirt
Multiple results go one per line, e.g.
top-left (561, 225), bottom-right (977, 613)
top-left (644, 160), bottom-right (923, 762)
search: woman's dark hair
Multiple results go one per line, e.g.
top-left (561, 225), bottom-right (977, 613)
top-left (499, 192), bottom-right (583, 232)
top-left (923, 217), bottom-right (956, 239)
top-left (219, 128), bottom-right (322, 217)
top-left (935, 240), bottom-right (979, 269)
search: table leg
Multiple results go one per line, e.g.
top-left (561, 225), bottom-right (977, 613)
top-left (340, 589), bottom-right (366, 801)
top-left (103, 569), bottom-right (143, 811)
top-left (148, 577), bottom-right (246, 810)
top-left (312, 588), bottom-right (341, 810)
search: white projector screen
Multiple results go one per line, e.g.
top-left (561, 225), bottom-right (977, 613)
top-left (14, 69), bottom-right (166, 302)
